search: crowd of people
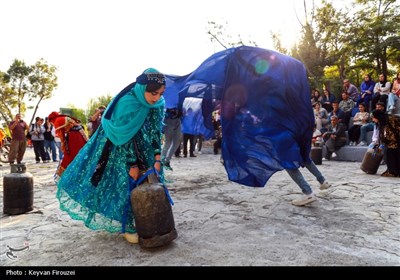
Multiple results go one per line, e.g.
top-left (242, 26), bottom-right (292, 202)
top-left (3, 68), bottom-right (399, 245)
top-left (311, 72), bottom-right (400, 177)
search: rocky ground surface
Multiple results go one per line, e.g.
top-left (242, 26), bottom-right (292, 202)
top-left (1, 144), bottom-right (399, 267)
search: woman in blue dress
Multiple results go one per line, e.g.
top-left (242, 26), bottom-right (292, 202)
top-left (56, 68), bottom-right (166, 243)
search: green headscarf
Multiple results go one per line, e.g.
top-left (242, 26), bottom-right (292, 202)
top-left (102, 68), bottom-right (165, 146)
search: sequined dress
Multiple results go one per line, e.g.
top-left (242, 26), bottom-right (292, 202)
top-left (56, 107), bottom-right (164, 233)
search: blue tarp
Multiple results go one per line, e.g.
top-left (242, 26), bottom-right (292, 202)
top-left (165, 46), bottom-right (314, 187)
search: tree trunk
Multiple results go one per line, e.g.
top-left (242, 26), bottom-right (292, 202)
top-left (29, 96), bottom-right (44, 127)
top-left (376, 55), bottom-right (382, 74)
top-left (381, 47), bottom-right (388, 76)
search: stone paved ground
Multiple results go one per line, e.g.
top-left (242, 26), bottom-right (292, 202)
top-left (1, 146), bottom-right (399, 267)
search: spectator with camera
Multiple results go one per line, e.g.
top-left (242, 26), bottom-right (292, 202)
top-left (30, 117), bottom-right (47, 163)
top-left (7, 113), bottom-right (29, 164)
top-left (89, 105), bottom-right (106, 137)
top-left (44, 117), bottom-right (58, 162)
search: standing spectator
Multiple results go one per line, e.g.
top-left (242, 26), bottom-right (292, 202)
top-left (88, 105), bottom-right (106, 137)
top-left (195, 134), bottom-right (204, 154)
top-left (29, 117), bottom-right (47, 163)
top-left (43, 117), bottom-right (58, 162)
top-left (7, 113), bottom-right (28, 164)
top-left (86, 119), bottom-right (93, 137)
top-left (343, 79), bottom-right (359, 102)
top-left (161, 107), bottom-right (182, 170)
top-left (181, 108), bottom-right (197, 157)
top-left (54, 134), bottom-right (63, 161)
top-left (174, 140), bottom-right (182, 157)
top-left (182, 132), bottom-right (197, 157)
top-left (0, 128), bottom-right (6, 166)
top-left (212, 109), bottom-right (223, 155)
top-left (0, 128), bottom-right (6, 147)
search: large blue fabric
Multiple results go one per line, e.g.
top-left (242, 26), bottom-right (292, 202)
top-left (165, 46), bottom-right (313, 188)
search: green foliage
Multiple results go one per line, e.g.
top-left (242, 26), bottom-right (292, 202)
top-left (69, 106), bottom-right (86, 124)
top-left (86, 94), bottom-right (112, 120)
top-left (64, 106), bottom-right (88, 136)
top-left (271, 32), bottom-right (289, 55)
top-left (27, 58), bottom-right (58, 126)
top-left (349, 0), bottom-right (400, 76)
top-left (322, 66), bottom-right (340, 98)
top-left (0, 71), bottom-right (18, 124)
top-left (386, 36), bottom-right (400, 69)
top-left (292, 23), bottom-right (326, 90)
top-left (206, 0), bottom-right (400, 90)
top-left (6, 59), bottom-right (31, 115)
top-left (314, 1), bottom-right (353, 81)
top-left (0, 59), bottom-right (58, 127)
top-left (206, 20), bottom-right (258, 49)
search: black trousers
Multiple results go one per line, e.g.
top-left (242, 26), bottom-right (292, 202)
top-left (386, 147), bottom-right (400, 176)
top-left (214, 137), bottom-right (222, 154)
top-left (32, 140), bottom-right (46, 162)
top-left (183, 134), bottom-right (196, 156)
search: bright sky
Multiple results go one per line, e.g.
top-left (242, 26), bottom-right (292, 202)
top-left (1, 0), bottom-right (311, 120)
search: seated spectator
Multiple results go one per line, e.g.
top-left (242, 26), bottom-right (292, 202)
top-left (323, 101), bottom-right (344, 134)
top-left (356, 74), bottom-right (375, 110)
top-left (311, 88), bottom-right (322, 104)
top-left (358, 102), bottom-right (385, 146)
top-left (343, 79), bottom-right (359, 102)
top-left (312, 125), bottom-right (322, 147)
top-left (313, 102), bottom-right (329, 131)
top-left (320, 89), bottom-right (335, 112)
top-left (372, 73), bottom-right (391, 110)
top-left (387, 72), bottom-right (400, 114)
top-left (339, 92), bottom-right (355, 129)
top-left (348, 103), bottom-right (369, 146)
top-left (322, 115), bottom-right (347, 160)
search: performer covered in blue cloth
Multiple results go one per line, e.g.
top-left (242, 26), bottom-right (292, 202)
top-left (164, 46), bottom-right (332, 206)
top-left (286, 161), bottom-right (331, 206)
top-left (56, 68), bottom-right (165, 243)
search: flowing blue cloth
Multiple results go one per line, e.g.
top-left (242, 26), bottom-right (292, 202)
top-left (165, 46), bottom-right (313, 187)
top-left (102, 68), bottom-right (165, 146)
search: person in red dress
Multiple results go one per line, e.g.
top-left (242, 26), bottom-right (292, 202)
top-left (47, 112), bottom-right (88, 176)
